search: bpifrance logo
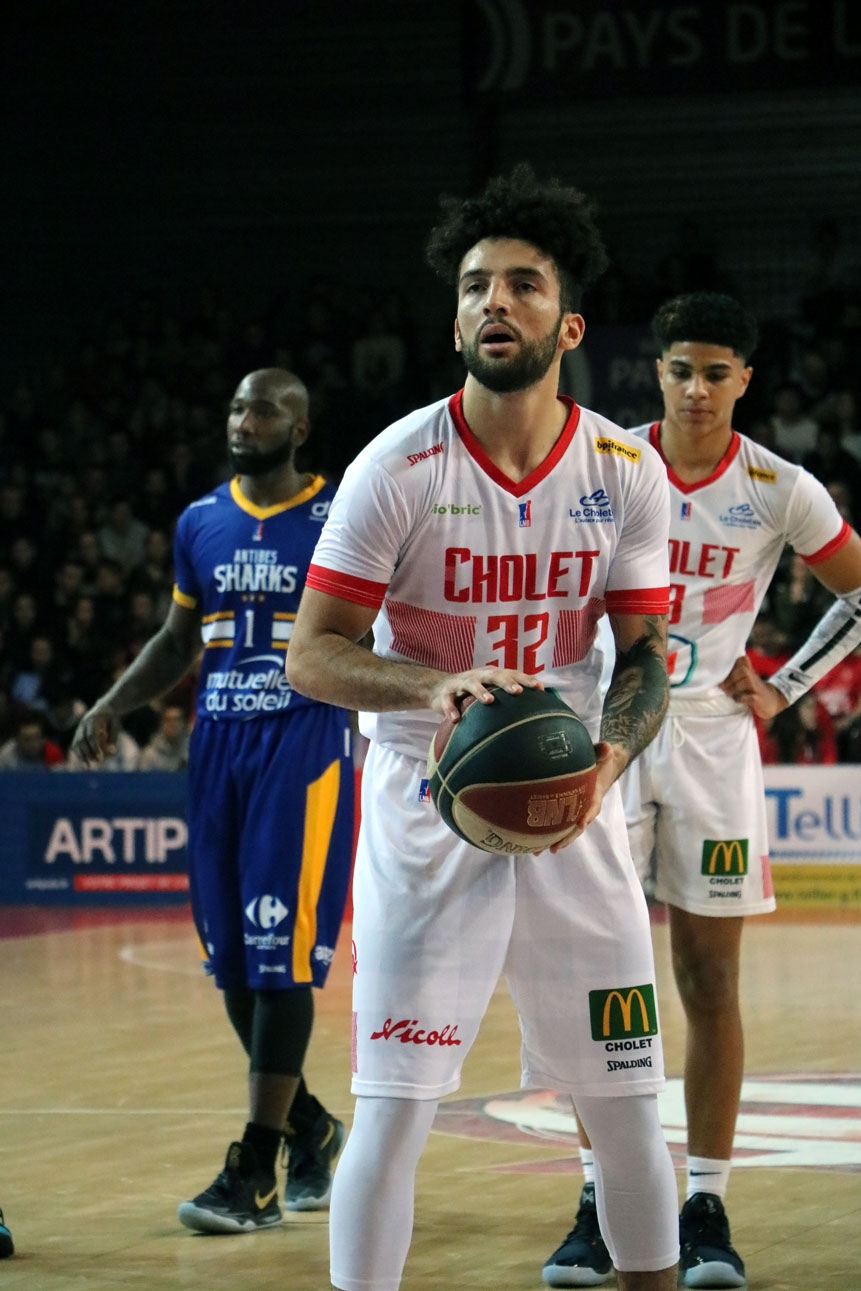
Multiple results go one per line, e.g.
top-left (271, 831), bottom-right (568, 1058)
top-left (518, 500), bottom-right (532, 528)
top-left (701, 838), bottom-right (748, 875)
top-left (595, 436), bottom-right (641, 463)
top-left (747, 466), bottom-right (777, 484)
top-left (589, 983), bottom-right (658, 1040)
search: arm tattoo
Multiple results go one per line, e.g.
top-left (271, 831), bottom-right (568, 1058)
top-left (601, 614), bottom-right (669, 765)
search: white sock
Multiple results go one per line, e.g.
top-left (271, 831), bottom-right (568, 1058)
top-left (686, 1155), bottom-right (731, 1200)
top-left (579, 1147), bottom-right (596, 1186)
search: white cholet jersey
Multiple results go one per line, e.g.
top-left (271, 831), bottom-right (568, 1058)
top-left (307, 390), bottom-right (671, 760)
top-left (628, 422), bottom-right (850, 709)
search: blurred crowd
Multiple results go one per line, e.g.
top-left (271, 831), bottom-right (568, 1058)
top-left (1, 228), bottom-right (860, 769)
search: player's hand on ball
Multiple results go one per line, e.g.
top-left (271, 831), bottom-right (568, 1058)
top-left (430, 668), bottom-right (544, 724)
top-left (544, 739), bottom-right (613, 852)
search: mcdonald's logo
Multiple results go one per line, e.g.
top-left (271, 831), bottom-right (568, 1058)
top-left (589, 983), bottom-right (658, 1040)
top-left (701, 838), bottom-right (749, 875)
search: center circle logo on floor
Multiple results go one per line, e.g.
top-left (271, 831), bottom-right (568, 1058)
top-left (434, 1075), bottom-right (861, 1173)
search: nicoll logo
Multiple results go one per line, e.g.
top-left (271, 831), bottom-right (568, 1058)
top-left (589, 984), bottom-right (658, 1040)
top-left (244, 895), bottom-right (289, 927)
top-left (370, 1017), bottom-right (462, 1047)
top-left (701, 839), bottom-right (748, 875)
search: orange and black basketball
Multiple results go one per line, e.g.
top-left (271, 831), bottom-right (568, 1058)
top-left (427, 686), bottom-right (597, 854)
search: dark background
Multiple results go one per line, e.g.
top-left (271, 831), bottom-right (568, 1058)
top-left (4, 0), bottom-right (860, 387)
top-left (2, 0), bottom-right (861, 766)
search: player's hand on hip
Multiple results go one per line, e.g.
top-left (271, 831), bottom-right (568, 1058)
top-left (429, 668), bottom-right (543, 724)
top-left (70, 705), bottom-right (121, 765)
top-left (719, 654), bottom-right (789, 719)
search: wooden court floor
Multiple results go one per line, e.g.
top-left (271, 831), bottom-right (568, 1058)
top-left (0, 902), bottom-right (859, 1290)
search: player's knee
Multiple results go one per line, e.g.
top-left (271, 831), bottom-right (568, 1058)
top-left (672, 950), bottom-right (739, 1014)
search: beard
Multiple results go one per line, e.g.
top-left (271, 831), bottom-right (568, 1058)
top-left (459, 317), bottom-right (563, 393)
top-left (228, 438), bottom-right (295, 476)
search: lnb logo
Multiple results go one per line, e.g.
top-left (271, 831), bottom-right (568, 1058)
top-left (244, 895), bottom-right (289, 928)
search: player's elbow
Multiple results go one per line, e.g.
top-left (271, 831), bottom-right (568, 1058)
top-left (285, 639), bottom-right (313, 697)
top-left (285, 625), bottom-right (334, 702)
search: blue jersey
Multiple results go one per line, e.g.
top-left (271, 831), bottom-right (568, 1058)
top-left (173, 474), bottom-right (335, 722)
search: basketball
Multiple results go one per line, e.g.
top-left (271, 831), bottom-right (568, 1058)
top-left (427, 686), bottom-right (597, 854)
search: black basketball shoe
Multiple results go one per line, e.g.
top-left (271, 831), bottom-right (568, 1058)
top-left (679, 1192), bottom-right (746, 1288)
top-left (283, 1110), bottom-right (345, 1211)
top-left (542, 1183), bottom-right (612, 1286)
top-left (177, 1141), bottom-right (282, 1234)
top-left (0, 1209), bottom-right (13, 1259)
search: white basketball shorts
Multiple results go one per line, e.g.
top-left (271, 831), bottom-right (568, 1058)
top-left (622, 705), bottom-right (775, 918)
top-left (349, 741), bottom-right (666, 1102)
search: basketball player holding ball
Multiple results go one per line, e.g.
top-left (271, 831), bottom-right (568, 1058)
top-left (288, 165), bottom-right (679, 1291)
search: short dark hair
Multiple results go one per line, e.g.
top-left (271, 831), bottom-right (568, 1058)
top-left (651, 291), bottom-right (759, 362)
top-left (425, 162), bottom-right (609, 311)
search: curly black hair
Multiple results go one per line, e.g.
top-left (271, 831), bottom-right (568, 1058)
top-left (425, 163), bottom-right (609, 311)
top-left (652, 292), bottom-right (759, 362)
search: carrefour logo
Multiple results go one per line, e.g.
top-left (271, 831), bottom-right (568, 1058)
top-left (244, 895), bottom-right (289, 928)
top-left (701, 838), bottom-right (748, 875)
top-left (589, 983), bottom-right (658, 1040)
